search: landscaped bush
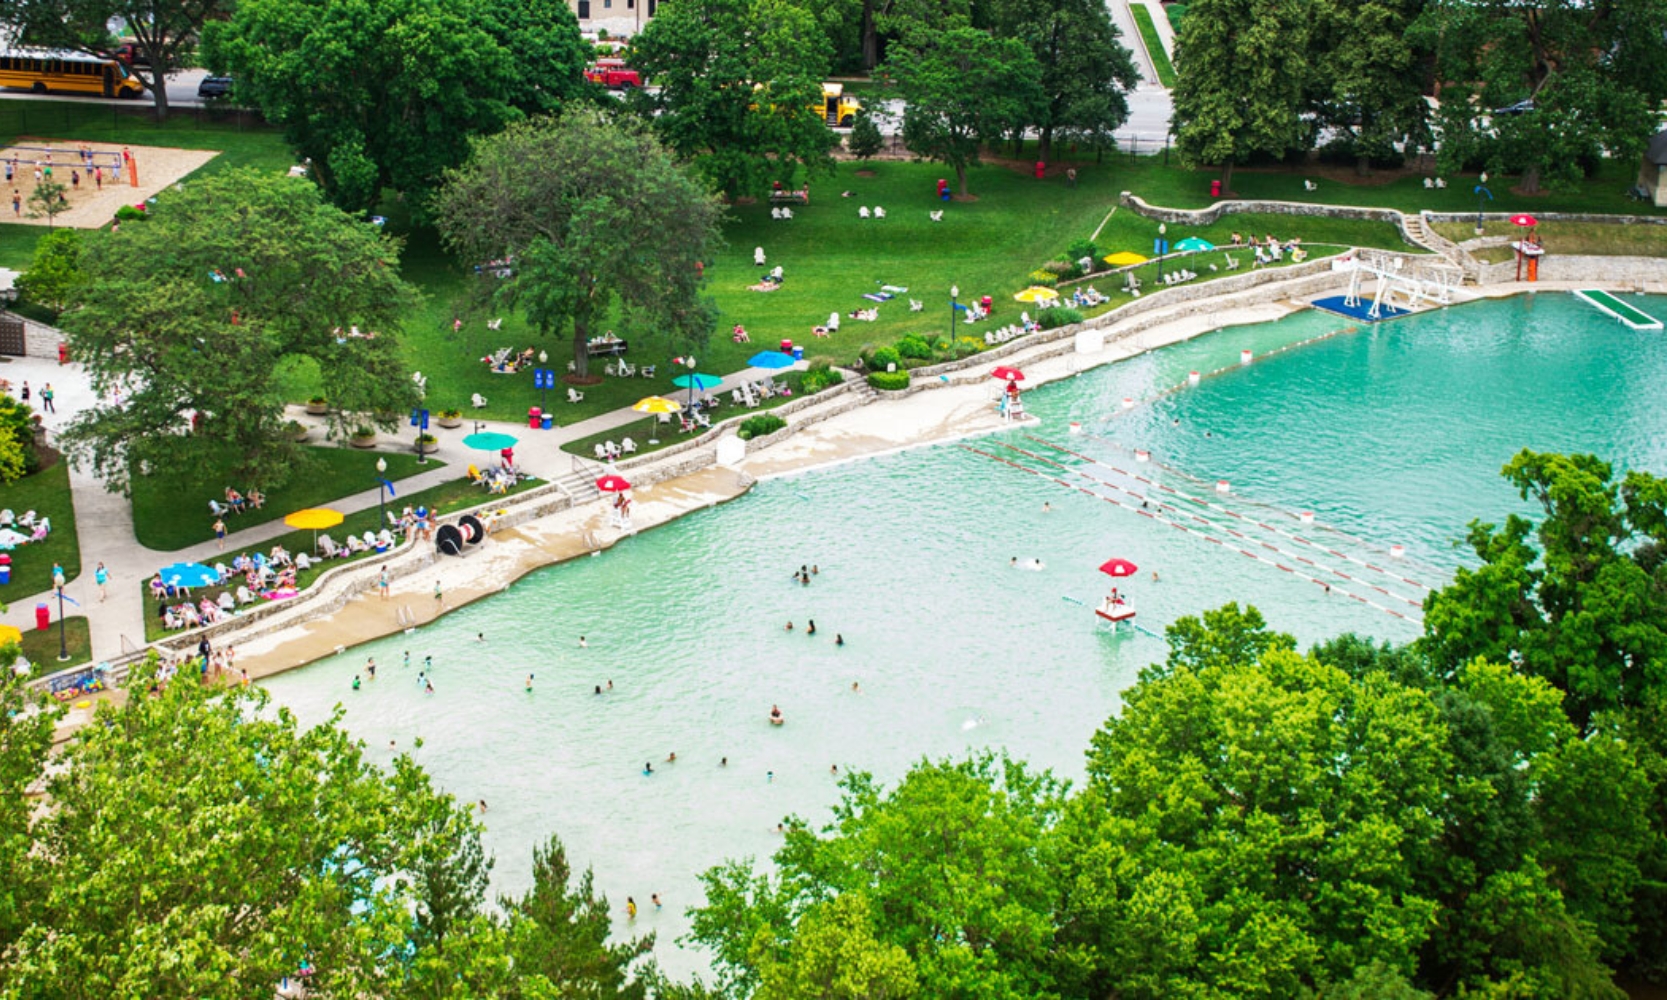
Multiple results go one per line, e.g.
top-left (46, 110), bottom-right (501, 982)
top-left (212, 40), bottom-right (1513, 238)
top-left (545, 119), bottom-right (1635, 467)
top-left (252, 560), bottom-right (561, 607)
top-left (867, 346), bottom-right (903, 372)
top-left (801, 358), bottom-right (845, 394)
top-left (738, 413), bottom-right (787, 440)
top-left (1038, 307), bottom-right (1085, 330)
top-left (895, 334), bottom-right (934, 360)
top-left (953, 336), bottom-right (986, 358)
top-left (1066, 237), bottom-right (1098, 262)
top-left (867, 370), bottom-right (910, 391)
top-left (114, 205), bottom-right (148, 223)
top-left (1026, 270), bottom-right (1059, 287)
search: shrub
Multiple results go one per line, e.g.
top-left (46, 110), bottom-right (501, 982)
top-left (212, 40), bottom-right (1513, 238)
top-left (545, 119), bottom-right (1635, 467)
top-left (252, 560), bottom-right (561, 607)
top-left (895, 334), bottom-right (934, 360)
top-left (1066, 237), bottom-right (1098, 262)
top-left (114, 204), bottom-right (148, 222)
top-left (953, 335), bottom-right (985, 358)
top-left (351, 425), bottom-right (376, 439)
top-left (801, 358), bottom-right (845, 394)
top-left (1038, 306), bottom-right (1085, 330)
top-left (439, 408), bottom-right (462, 419)
top-left (1041, 260), bottom-right (1075, 276)
top-left (848, 109), bottom-right (883, 160)
top-left (738, 414), bottom-right (787, 440)
top-left (867, 370), bottom-right (910, 391)
top-left (868, 346), bottom-right (902, 371)
top-left (1026, 270), bottom-right (1059, 287)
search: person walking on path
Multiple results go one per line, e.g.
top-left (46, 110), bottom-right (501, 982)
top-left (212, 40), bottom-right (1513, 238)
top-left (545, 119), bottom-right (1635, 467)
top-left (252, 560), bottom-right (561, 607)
top-left (433, 580), bottom-right (445, 612)
top-left (18, 381), bottom-right (27, 402)
top-left (40, 384), bottom-right (54, 413)
top-left (213, 517), bottom-right (227, 551)
top-left (378, 565), bottom-right (390, 601)
top-left (94, 562), bottom-right (108, 602)
top-left (10, 191), bottom-right (18, 217)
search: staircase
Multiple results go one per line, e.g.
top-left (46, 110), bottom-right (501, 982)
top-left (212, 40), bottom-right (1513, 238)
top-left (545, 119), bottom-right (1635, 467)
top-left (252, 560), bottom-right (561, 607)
top-left (554, 469), bottom-right (601, 506)
top-left (1403, 211), bottom-right (1482, 283)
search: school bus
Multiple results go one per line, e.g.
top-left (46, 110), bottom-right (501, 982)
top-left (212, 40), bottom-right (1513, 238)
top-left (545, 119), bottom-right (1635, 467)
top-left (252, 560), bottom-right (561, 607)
top-left (820, 83), bottom-right (860, 128)
top-left (0, 48), bottom-right (145, 99)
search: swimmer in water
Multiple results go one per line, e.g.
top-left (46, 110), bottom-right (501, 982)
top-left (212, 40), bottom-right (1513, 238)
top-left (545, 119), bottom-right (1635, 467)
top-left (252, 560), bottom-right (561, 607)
top-left (627, 897), bottom-right (637, 919)
top-left (607, 679), bottom-right (614, 690)
top-left (477, 800), bottom-right (487, 813)
top-left (643, 762), bottom-right (654, 776)
top-left (721, 757), bottom-right (728, 766)
top-left (852, 681), bottom-right (860, 692)
top-left (579, 636), bottom-right (588, 648)
top-left (1152, 570), bottom-right (1160, 582)
top-left (403, 651), bottom-right (410, 669)
top-left (424, 655), bottom-right (433, 670)
top-left (526, 674), bottom-right (534, 691)
top-left (417, 671), bottom-right (426, 687)
top-left (653, 893), bottom-right (662, 911)
top-left (666, 752), bottom-right (677, 763)
top-left (767, 770), bottom-right (774, 783)
top-left (476, 632), bottom-right (485, 642)
top-left (812, 565), bottom-right (819, 575)
top-left (352, 675), bottom-right (361, 690)
top-left (424, 680), bottom-right (435, 694)
top-left (807, 620), bottom-right (816, 636)
top-left (1011, 556), bottom-right (1018, 567)
top-left (595, 685), bottom-right (603, 695)
top-left (785, 621), bottom-right (794, 632)
top-left (836, 634), bottom-right (845, 647)
top-left (1043, 502), bottom-right (1052, 512)
top-left (830, 764), bottom-right (838, 775)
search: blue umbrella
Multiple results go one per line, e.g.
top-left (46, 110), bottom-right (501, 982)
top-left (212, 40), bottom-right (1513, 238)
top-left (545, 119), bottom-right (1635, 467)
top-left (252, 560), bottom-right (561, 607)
top-left (672, 373), bottom-right (723, 390)
top-left (748, 350), bottom-right (795, 369)
top-left (159, 561), bottom-right (219, 588)
top-left (461, 431), bottom-right (519, 451)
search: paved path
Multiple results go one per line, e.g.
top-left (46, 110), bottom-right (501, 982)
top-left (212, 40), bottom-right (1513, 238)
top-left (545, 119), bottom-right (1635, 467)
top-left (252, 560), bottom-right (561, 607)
top-left (1, 350), bottom-right (801, 664)
top-left (1109, 0), bottom-right (1161, 88)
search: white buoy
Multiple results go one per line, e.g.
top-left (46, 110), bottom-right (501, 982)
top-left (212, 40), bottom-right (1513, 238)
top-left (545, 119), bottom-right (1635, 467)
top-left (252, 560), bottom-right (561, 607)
top-left (1300, 511), bottom-right (1315, 524)
top-left (1390, 544), bottom-right (1405, 559)
top-left (1240, 349), bottom-right (1253, 365)
top-left (1188, 370), bottom-right (1201, 385)
top-left (1121, 397), bottom-right (1135, 410)
top-left (1215, 480), bottom-right (1231, 494)
top-left (1069, 421), bottom-right (1082, 435)
top-left (1134, 449), bottom-right (1150, 463)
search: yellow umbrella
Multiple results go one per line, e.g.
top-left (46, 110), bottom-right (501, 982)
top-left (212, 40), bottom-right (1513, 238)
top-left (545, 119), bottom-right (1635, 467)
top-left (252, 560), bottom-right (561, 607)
top-left (1104, 251), bottom-right (1147, 267)
top-left (632, 396), bottom-right (682, 445)
top-left (0, 624), bottom-right (22, 647)
top-left (1014, 286), bottom-right (1060, 303)
top-left (284, 507), bottom-right (346, 553)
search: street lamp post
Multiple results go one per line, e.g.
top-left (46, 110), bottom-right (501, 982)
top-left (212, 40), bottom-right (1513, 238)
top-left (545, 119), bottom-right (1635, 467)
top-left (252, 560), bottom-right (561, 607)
top-left (684, 355), bottom-right (698, 410)
top-left (537, 350), bottom-right (550, 413)
top-left (53, 568), bottom-right (67, 661)
top-left (1474, 172), bottom-right (1493, 235)
top-left (950, 284), bottom-right (960, 341)
top-left (1157, 223), bottom-right (1168, 284)
top-left (376, 456), bottom-right (388, 530)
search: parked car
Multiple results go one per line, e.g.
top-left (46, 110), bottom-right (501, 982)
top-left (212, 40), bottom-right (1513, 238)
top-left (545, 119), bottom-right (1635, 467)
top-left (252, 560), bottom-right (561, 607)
top-left (1492, 99), bottom-right (1536, 116)
top-left (108, 41), bottom-right (150, 67)
top-left (197, 75), bottom-right (233, 99)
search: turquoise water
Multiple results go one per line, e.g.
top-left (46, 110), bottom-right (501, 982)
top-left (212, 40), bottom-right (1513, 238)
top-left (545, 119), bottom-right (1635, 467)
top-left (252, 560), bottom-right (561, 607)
top-left (263, 292), bottom-right (1667, 976)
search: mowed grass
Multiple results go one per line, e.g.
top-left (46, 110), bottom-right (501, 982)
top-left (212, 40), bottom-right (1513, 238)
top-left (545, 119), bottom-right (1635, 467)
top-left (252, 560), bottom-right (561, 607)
top-left (1431, 219), bottom-right (1667, 263)
top-left (0, 453), bottom-right (81, 599)
top-left (17, 614), bottom-right (91, 670)
top-left (1130, 5), bottom-right (1177, 87)
top-left (129, 445), bottom-right (438, 552)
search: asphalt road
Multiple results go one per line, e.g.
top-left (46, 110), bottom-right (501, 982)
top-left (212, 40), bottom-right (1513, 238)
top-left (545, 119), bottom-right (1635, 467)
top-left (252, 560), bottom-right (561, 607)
top-left (0, 68), bottom-right (214, 109)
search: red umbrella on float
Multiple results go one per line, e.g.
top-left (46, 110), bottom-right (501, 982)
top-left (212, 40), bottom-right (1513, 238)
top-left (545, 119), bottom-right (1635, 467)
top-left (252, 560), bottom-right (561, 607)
top-left (596, 474), bottom-right (632, 493)
top-left (1099, 557), bottom-right (1139, 577)
top-left (990, 365), bottom-right (1025, 382)
top-left (1510, 214), bottom-right (1537, 228)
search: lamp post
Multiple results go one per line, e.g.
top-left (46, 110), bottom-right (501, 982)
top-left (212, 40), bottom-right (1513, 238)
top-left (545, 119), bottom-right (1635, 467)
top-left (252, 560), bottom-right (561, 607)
top-left (1474, 172), bottom-right (1493, 235)
top-left (950, 284), bottom-right (959, 339)
top-left (536, 350), bottom-right (550, 414)
top-left (376, 456), bottom-right (388, 530)
top-left (1157, 223), bottom-right (1168, 284)
top-left (53, 566), bottom-right (67, 661)
top-left (683, 354), bottom-right (698, 410)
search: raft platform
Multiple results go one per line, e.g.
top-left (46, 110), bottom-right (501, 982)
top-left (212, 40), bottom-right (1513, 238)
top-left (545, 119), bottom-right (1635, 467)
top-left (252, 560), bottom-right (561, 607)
top-left (1575, 289), bottom-right (1662, 330)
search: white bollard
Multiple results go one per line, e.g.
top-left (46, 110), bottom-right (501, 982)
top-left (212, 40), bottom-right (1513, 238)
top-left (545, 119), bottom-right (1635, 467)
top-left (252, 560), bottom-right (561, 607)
top-left (1216, 480), bottom-right (1230, 494)
top-left (1134, 449), bottom-right (1150, 463)
top-left (1240, 349), bottom-right (1253, 365)
top-left (1188, 370), bottom-right (1201, 385)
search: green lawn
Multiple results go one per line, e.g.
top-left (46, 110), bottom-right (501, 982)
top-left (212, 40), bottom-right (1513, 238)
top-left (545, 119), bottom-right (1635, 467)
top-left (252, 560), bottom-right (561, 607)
top-left (0, 453), bottom-right (81, 600)
top-left (1130, 5), bottom-right (1177, 88)
top-left (130, 446), bottom-right (439, 552)
top-left (559, 372), bottom-right (811, 459)
top-left (18, 614), bottom-right (91, 670)
top-left (140, 471), bottom-right (543, 641)
top-left (1432, 219), bottom-right (1667, 263)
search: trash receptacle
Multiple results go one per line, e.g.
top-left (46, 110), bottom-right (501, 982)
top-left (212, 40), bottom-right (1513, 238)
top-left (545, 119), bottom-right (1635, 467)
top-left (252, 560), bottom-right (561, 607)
top-left (0, 553), bottom-right (10, 585)
top-left (779, 338), bottom-right (793, 355)
top-left (792, 345), bottom-right (805, 361)
top-left (1210, 179), bottom-right (1222, 198)
top-left (540, 414), bottom-right (554, 430)
top-left (528, 406), bottom-right (541, 430)
top-left (35, 603), bottom-right (50, 631)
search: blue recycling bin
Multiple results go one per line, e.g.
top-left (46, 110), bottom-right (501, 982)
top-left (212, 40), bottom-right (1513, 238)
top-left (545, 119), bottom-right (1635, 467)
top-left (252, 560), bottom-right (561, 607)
top-left (540, 415), bottom-right (553, 430)
top-left (792, 345), bottom-right (805, 361)
top-left (0, 553), bottom-right (10, 585)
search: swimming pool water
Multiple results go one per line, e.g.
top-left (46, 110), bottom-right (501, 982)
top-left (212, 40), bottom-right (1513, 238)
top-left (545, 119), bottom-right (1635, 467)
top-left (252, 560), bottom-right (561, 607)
top-left (263, 292), bottom-right (1667, 977)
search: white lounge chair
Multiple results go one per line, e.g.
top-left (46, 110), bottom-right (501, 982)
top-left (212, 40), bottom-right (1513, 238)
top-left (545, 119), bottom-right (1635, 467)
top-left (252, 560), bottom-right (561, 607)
top-left (236, 585), bottom-right (255, 604)
top-left (874, 206), bottom-right (886, 218)
top-left (930, 211), bottom-right (943, 222)
top-left (568, 387), bottom-right (585, 403)
top-left (471, 393), bottom-right (488, 409)
top-left (486, 317), bottom-right (503, 331)
top-left (622, 437), bottom-right (637, 454)
top-left (771, 207), bottom-right (783, 220)
top-left (209, 500), bottom-right (231, 517)
top-left (781, 207), bottom-right (793, 219)
top-left (755, 246), bottom-right (766, 265)
top-left (859, 206), bottom-right (871, 218)
top-left (294, 554), bottom-right (312, 571)
top-left (909, 299), bottom-right (923, 311)
top-left (594, 443), bottom-right (609, 460)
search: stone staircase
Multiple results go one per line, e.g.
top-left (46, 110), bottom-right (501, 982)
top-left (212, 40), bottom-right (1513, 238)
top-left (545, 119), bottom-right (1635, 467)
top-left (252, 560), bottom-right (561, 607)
top-left (1403, 211), bottom-right (1482, 283)
top-left (553, 468), bottom-right (601, 506)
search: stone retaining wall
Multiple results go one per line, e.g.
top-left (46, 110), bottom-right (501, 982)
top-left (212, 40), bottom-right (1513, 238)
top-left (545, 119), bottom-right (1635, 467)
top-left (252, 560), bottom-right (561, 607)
top-left (1119, 193), bottom-right (1420, 246)
top-left (1475, 255), bottom-right (1667, 287)
top-left (2, 310), bottom-right (68, 360)
top-left (1426, 211), bottom-right (1667, 227)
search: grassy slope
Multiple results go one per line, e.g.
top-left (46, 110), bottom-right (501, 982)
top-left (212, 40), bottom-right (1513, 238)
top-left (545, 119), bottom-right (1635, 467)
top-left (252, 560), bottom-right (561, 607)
top-left (0, 455), bottom-right (80, 598)
top-left (129, 446), bottom-right (438, 552)
top-left (1431, 219), bottom-right (1667, 263)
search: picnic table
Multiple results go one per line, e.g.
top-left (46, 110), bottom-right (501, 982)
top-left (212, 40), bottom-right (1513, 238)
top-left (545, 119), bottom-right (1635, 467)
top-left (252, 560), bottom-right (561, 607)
top-left (586, 337), bottom-right (629, 357)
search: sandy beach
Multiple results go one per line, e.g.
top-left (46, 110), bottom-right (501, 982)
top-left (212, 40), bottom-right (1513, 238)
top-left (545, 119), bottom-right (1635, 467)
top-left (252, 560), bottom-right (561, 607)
top-left (0, 139), bottom-right (218, 227)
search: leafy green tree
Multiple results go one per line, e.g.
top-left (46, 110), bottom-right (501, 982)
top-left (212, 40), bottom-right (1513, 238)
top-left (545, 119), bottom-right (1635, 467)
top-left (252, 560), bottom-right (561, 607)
top-left (886, 26), bottom-right (1044, 195)
top-left (202, 0), bottom-right (590, 215)
top-left (1169, 0), bottom-right (1312, 190)
top-left (0, 0), bottom-right (232, 120)
top-left (0, 393), bottom-right (41, 484)
top-left (1420, 451), bottom-right (1667, 727)
top-left (1412, 0), bottom-right (1667, 193)
top-left (0, 640), bottom-right (60, 950)
top-left (434, 112), bottom-right (723, 378)
top-left (26, 180), bottom-right (69, 230)
top-left (501, 834), bottom-right (654, 999)
top-left (1157, 600), bottom-right (1294, 677)
top-left (0, 424), bottom-right (27, 486)
top-left (58, 169), bottom-right (419, 494)
top-left (629, 0), bottom-right (839, 200)
top-left (16, 228), bottom-right (86, 319)
top-left (688, 755), bottom-right (1067, 999)
top-left (847, 106), bottom-right (884, 159)
top-left (984, 0), bottom-right (1139, 161)
top-left (1306, 0), bottom-right (1430, 174)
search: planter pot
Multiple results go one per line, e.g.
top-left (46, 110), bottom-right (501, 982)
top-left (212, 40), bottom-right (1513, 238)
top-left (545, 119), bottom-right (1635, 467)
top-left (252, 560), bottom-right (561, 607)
top-left (350, 435), bottom-right (378, 449)
top-left (437, 415), bottom-right (463, 429)
top-left (289, 426), bottom-right (310, 443)
top-left (305, 401), bottom-right (329, 416)
top-left (415, 439), bottom-right (438, 456)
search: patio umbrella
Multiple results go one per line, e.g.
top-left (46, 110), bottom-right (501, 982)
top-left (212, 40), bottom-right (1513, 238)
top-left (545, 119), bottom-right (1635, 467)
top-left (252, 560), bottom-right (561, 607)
top-left (1104, 251), bottom-right (1147, 267)
top-left (1014, 286), bottom-right (1059, 303)
top-left (461, 431), bottom-right (519, 451)
top-left (1173, 236), bottom-right (1215, 252)
top-left (632, 395), bottom-right (682, 444)
top-left (284, 507), bottom-right (346, 554)
top-left (990, 366), bottom-right (1025, 382)
top-left (1510, 213), bottom-right (1538, 228)
top-left (748, 350), bottom-right (796, 370)
top-left (158, 561), bottom-right (219, 589)
top-left (672, 372), bottom-right (723, 409)
top-left (596, 474), bottom-right (632, 493)
top-left (0, 624), bottom-right (21, 646)
top-left (1098, 557), bottom-right (1139, 578)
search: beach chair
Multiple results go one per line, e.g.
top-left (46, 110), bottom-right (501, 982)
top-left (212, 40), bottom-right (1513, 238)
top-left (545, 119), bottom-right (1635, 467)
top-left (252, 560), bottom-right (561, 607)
top-left (471, 393), bottom-right (488, 408)
top-left (1434, 178), bottom-right (1447, 189)
top-left (486, 317), bottom-right (503, 331)
top-left (209, 500), bottom-right (231, 517)
top-left (294, 554), bottom-right (311, 571)
top-left (859, 206), bottom-right (871, 218)
top-left (694, 412), bottom-right (712, 429)
top-left (1224, 255), bottom-right (1239, 270)
top-left (1422, 178), bottom-right (1434, 189)
top-left (640, 365), bottom-right (656, 379)
top-left (622, 437), bottom-right (637, 454)
top-left (781, 207), bottom-right (793, 219)
top-left (754, 246), bottom-right (766, 265)
top-left (874, 206), bottom-right (886, 218)
top-left (910, 299), bottom-right (923, 311)
top-left (603, 440), bottom-right (620, 459)
top-left (317, 534), bottom-right (339, 557)
top-left (771, 207), bottom-right (783, 220)
top-left (930, 210), bottom-right (943, 222)
top-left (568, 387), bottom-right (585, 403)
top-left (236, 585), bottom-right (256, 604)
top-left (594, 443), bottom-right (609, 460)
top-left (1304, 180), bottom-right (1318, 191)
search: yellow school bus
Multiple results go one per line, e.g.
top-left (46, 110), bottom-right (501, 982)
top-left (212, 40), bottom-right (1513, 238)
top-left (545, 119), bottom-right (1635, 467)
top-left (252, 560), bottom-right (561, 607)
top-left (820, 83), bottom-right (861, 128)
top-left (0, 48), bottom-right (145, 99)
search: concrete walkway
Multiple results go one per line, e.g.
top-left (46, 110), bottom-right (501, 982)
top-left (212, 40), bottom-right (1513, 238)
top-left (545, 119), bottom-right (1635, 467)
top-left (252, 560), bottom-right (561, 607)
top-left (1, 351), bottom-right (802, 664)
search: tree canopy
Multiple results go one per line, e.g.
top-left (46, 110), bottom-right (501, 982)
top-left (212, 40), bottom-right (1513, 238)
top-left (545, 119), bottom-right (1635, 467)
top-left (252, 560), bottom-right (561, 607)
top-left (57, 168), bottom-right (419, 494)
top-left (202, 0), bottom-right (591, 215)
top-left (982, 0), bottom-right (1138, 161)
top-left (434, 111), bottom-right (724, 378)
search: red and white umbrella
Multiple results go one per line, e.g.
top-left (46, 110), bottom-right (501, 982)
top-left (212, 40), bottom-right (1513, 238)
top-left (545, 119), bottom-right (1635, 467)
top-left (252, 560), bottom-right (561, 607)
top-left (1510, 213), bottom-right (1538, 228)
top-left (1099, 557), bottom-right (1139, 577)
top-left (596, 474), bottom-right (632, 493)
top-left (990, 366), bottom-right (1025, 382)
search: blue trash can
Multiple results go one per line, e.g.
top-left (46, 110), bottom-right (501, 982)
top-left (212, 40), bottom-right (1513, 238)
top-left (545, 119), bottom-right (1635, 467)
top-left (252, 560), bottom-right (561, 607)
top-left (0, 553), bottom-right (10, 585)
top-left (792, 345), bottom-right (805, 361)
top-left (540, 415), bottom-right (554, 430)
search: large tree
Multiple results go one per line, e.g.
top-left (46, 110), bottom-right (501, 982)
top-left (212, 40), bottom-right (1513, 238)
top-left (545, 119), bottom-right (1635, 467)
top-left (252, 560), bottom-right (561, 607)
top-left (1169, 0), bottom-right (1312, 191)
top-left (0, 0), bottom-right (231, 119)
top-left (434, 112), bottom-right (723, 379)
top-left (15, 228), bottom-right (85, 319)
top-left (1412, 0), bottom-right (1667, 193)
top-left (983, 0), bottom-right (1139, 162)
top-left (886, 26), bottom-right (1044, 195)
top-left (1306, 0), bottom-right (1431, 175)
top-left (501, 834), bottom-right (655, 999)
top-left (202, 0), bottom-right (590, 215)
top-left (629, 0), bottom-right (839, 201)
top-left (58, 169), bottom-right (419, 494)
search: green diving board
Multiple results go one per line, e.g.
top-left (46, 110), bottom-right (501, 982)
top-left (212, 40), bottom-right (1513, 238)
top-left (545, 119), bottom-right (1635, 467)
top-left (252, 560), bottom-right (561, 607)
top-left (1575, 289), bottom-right (1663, 330)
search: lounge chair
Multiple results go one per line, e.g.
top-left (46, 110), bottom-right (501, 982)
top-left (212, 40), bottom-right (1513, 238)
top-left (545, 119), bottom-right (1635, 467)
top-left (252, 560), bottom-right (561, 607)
top-left (209, 500), bottom-right (231, 517)
top-left (622, 437), bottom-right (637, 454)
top-left (568, 387), bottom-right (585, 403)
top-left (640, 365), bottom-right (656, 379)
top-left (471, 393), bottom-right (488, 409)
top-left (594, 443), bottom-right (609, 460)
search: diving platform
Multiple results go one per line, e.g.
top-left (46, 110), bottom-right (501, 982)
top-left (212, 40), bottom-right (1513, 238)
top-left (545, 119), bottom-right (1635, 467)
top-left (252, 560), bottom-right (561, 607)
top-left (1575, 289), bottom-right (1662, 330)
top-left (1326, 249), bottom-right (1464, 321)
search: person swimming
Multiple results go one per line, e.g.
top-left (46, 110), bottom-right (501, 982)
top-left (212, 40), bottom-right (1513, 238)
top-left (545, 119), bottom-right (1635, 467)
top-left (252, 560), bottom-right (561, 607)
top-left (836, 634), bottom-right (844, 647)
top-left (643, 762), bottom-right (654, 776)
top-left (579, 636), bottom-right (588, 648)
top-left (595, 684), bottom-right (603, 695)
top-left (785, 621), bottom-right (794, 632)
top-left (851, 681), bottom-right (860, 692)
top-left (626, 897), bottom-right (637, 919)
top-left (720, 756), bottom-right (728, 766)
top-left (351, 674), bottom-right (360, 690)
top-left (424, 680), bottom-right (435, 694)
top-left (526, 673), bottom-right (534, 691)
top-left (807, 620), bottom-right (816, 636)
top-left (666, 752), bottom-right (677, 763)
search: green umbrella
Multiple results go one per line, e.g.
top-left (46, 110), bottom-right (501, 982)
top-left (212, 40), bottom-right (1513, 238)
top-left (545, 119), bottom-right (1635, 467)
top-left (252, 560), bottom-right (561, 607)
top-left (1173, 236), bottom-right (1215, 252)
top-left (462, 431), bottom-right (519, 451)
